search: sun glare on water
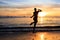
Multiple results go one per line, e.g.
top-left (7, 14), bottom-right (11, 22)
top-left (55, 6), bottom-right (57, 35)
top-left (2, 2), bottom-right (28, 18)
top-left (38, 12), bottom-right (47, 17)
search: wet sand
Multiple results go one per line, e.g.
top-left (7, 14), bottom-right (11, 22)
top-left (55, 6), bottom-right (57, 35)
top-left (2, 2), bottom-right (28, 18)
top-left (0, 32), bottom-right (60, 40)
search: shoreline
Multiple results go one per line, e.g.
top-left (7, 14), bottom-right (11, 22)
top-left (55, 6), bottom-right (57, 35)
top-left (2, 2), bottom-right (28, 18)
top-left (0, 25), bottom-right (60, 32)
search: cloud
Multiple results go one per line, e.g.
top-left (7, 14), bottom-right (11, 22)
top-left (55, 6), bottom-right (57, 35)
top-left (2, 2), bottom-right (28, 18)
top-left (50, 4), bottom-right (60, 8)
top-left (0, 0), bottom-right (34, 7)
top-left (0, 0), bottom-right (60, 8)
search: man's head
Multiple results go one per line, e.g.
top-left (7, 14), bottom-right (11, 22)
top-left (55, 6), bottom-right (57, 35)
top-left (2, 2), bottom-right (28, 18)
top-left (34, 8), bottom-right (37, 11)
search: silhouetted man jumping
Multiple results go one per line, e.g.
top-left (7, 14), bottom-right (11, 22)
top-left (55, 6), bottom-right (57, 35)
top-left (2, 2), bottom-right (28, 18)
top-left (30, 8), bottom-right (42, 33)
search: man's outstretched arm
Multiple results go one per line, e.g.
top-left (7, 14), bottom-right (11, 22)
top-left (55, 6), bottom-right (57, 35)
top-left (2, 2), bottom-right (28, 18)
top-left (30, 15), bottom-right (34, 18)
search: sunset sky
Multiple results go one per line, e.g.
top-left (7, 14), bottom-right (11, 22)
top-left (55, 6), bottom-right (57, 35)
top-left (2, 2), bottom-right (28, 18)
top-left (0, 0), bottom-right (60, 16)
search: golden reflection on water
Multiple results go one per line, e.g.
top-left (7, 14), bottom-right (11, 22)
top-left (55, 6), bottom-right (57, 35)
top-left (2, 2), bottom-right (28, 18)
top-left (40, 17), bottom-right (44, 24)
top-left (38, 17), bottom-right (45, 26)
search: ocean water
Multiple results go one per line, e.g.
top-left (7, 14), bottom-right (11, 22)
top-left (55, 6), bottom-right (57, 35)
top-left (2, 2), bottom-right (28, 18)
top-left (0, 32), bottom-right (60, 40)
top-left (0, 16), bottom-right (60, 27)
